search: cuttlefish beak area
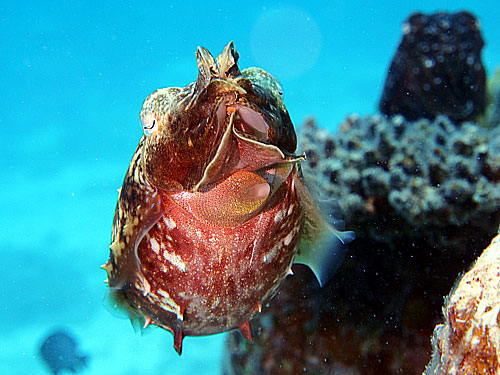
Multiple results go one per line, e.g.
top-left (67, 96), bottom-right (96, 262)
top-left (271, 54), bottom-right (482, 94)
top-left (171, 170), bottom-right (271, 227)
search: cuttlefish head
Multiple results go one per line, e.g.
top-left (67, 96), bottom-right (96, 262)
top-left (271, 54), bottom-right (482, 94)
top-left (138, 41), bottom-right (300, 196)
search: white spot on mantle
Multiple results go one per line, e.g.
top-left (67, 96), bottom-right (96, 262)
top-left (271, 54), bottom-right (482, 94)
top-left (163, 216), bottom-right (177, 229)
top-left (156, 289), bottom-right (183, 321)
top-left (284, 231), bottom-right (294, 246)
top-left (163, 250), bottom-right (187, 273)
top-left (274, 209), bottom-right (286, 223)
top-left (150, 238), bottom-right (160, 254)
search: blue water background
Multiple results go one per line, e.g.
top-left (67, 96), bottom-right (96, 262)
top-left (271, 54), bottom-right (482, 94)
top-left (2, 1), bottom-right (499, 374)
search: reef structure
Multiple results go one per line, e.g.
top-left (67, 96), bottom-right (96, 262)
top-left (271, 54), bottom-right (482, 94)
top-left (300, 114), bottom-right (500, 251)
top-left (223, 10), bottom-right (500, 375)
top-left (223, 113), bottom-right (500, 375)
top-left (379, 11), bottom-right (486, 122)
top-left (424, 233), bottom-right (500, 374)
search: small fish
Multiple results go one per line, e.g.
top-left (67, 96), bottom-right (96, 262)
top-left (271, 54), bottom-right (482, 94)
top-left (39, 330), bottom-right (88, 375)
top-left (102, 42), bottom-right (354, 354)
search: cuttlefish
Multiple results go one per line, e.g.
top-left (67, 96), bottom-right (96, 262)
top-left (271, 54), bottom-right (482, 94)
top-left (102, 42), bottom-right (354, 354)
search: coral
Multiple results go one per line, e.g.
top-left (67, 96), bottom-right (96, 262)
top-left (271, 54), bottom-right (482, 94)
top-left (300, 115), bottom-right (500, 250)
top-left (424, 234), bottom-right (500, 375)
top-left (223, 114), bottom-right (500, 375)
top-left (379, 11), bottom-right (486, 122)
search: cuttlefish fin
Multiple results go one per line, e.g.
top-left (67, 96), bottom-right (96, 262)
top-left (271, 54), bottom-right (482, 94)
top-left (293, 175), bottom-right (355, 287)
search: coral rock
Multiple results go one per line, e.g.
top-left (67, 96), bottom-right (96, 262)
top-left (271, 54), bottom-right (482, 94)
top-left (424, 234), bottom-right (500, 374)
top-left (300, 115), bottom-right (500, 252)
top-left (380, 11), bottom-right (486, 122)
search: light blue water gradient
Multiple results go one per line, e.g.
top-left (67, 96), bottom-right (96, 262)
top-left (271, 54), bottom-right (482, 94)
top-left (1, 1), bottom-right (499, 374)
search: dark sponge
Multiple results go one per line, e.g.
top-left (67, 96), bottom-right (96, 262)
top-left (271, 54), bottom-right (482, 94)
top-left (379, 11), bottom-right (486, 122)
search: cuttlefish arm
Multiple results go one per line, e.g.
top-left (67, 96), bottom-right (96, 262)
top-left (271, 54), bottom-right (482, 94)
top-left (102, 139), bottom-right (168, 319)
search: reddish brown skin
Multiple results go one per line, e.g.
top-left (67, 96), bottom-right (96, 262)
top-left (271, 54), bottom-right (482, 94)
top-left (136, 172), bottom-right (303, 337)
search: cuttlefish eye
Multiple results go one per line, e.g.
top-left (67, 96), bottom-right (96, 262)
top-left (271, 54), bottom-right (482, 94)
top-left (141, 112), bottom-right (158, 137)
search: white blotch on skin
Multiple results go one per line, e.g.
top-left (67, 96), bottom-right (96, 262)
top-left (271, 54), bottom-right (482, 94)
top-left (263, 241), bottom-right (281, 263)
top-left (155, 289), bottom-right (183, 320)
top-left (163, 216), bottom-right (177, 229)
top-left (163, 250), bottom-right (187, 273)
top-left (274, 209), bottom-right (286, 223)
top-left (150, 238), bottom-right (160, 254)
top-left (284, 231), bottom-right (294, 246)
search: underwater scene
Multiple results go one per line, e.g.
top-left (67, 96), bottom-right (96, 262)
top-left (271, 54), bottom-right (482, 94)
top-left (3, 1), bottom-right (500, 374)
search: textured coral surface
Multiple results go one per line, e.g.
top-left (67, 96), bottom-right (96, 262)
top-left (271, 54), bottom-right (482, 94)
top-left (424, 234), bottom-right (500, 375)
top-left (300, 115), bottom-right (500, 251)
